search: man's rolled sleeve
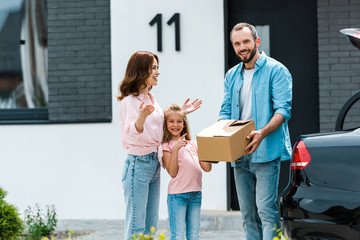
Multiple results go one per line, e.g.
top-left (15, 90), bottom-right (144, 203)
top-left (275, 108), bottom-right (291, 121)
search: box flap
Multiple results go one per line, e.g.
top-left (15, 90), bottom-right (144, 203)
top-left (197, 120), bottom-right (231, 137)
top-left (197, 120), bottom-right (254, 137)
top-left (213, 120), bottom-right (251, 137)
top-left (229, 120), bottom-right (252, 126)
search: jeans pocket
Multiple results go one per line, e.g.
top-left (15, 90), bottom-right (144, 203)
top-left (136, 155), bottom-right (151, 164)
top-left (122, 160), bottom-right (130, 182)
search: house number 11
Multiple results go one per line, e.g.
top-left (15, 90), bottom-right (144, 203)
top-left (149, 13), bottom-right (180, 52)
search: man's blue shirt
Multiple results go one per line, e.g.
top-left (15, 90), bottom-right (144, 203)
top-left (219, 52), bottom-right (292, 163)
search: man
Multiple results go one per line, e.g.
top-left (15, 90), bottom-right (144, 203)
top-left (219, 22), bottom-right (292, 240)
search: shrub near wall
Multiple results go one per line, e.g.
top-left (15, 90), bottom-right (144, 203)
top-left (0, 187), bottom-right (24, 239)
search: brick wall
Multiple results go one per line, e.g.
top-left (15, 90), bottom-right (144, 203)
top-left (318, 0), bottom-right (360, 132)
top-left (47, 0), bottom-right (111, 123)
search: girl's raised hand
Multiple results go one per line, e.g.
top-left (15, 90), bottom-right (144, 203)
top-left (173, 133), bottom-right (187, 151)
top-left (182, 98), bottom-right (202, 115)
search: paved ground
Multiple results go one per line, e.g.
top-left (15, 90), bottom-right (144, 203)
top-left (56, 210), bottom-right (245, 240)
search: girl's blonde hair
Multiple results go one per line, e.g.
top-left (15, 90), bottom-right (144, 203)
top-left (162, 104), bottom-right (191, 143)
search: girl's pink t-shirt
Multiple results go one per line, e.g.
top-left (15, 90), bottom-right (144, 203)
top-left (162, 140), bottom-right (203, 194)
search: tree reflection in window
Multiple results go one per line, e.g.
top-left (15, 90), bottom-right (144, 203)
top-left (0, 0), bottom-right (48, 109)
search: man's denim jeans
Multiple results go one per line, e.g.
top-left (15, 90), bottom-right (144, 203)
top-left (234, 158), bottom-right (280, 240)
top-left (168, 191), bottom-right (202, 240)
top-left (122, 152), bottom-right (161, 240)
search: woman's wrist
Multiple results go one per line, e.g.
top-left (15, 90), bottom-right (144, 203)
top-left (135, 117), bottom-right (145, 132)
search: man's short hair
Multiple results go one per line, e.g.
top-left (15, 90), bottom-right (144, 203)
top-left (230, 22), bottom-right (258, 42)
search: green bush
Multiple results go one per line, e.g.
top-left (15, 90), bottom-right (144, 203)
top-left (24, 204), bottom-right (57, 240)
top-left (132, 227), bottom-right (167, 240)
top-left (0, 187), bottom-right (24, 239)
top-left (273, 227), bottom-right (288, 240)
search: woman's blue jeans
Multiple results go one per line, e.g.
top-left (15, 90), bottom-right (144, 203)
top-left (122, 152), bottom-right (161, 240)
top-left (168, 191), bottom-right (202, 240)
top-left (233, 158), bottom-right (280, 240)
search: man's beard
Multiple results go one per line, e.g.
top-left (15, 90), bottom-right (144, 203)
top-left (237, 44), bottom-right (257, 63)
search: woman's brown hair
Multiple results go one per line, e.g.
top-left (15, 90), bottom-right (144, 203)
top-left (117, 51), bottom-right (159, 100)
top-left (162, 104), bottom-right (191, 143)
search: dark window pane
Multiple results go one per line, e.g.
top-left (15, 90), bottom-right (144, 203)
top-left (0, 0), bottom-right (48, 112)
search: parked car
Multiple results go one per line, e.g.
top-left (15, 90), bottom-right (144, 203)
top-left (279, 29), bottom-right (360, 240)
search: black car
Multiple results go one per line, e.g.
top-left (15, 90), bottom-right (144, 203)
top-left (279, 29), bottom-right (360, 240)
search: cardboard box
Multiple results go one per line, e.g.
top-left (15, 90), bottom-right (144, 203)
top-left (196, 120), bottom-right (255, 162)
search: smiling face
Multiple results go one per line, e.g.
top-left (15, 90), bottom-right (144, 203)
top-left (231, 27), bottom-right (261, 69)
top-left (146, 57), bottom-right (160, 89)
top-left (166, 111), bottom-right (185, 140)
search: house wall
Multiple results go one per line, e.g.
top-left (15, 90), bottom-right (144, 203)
top-left (0, 0), bottom-right (225, 219)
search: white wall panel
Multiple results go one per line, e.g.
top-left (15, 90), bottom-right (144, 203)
top-left (0, 0), bottom-right (225, 219)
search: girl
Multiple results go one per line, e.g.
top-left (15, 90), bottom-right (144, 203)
top-left (161, 104), bottom-right (212, 240)
top-left (118, 51), bottom-right (201, 240)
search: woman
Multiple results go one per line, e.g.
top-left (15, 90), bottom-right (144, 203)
top-left (118, 51), bottom-right (201, 240)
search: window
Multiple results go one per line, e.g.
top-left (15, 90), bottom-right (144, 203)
top-left (256, 25), bottom-right (270, 56)
top-left (0, 0), bottom-right (48, 121)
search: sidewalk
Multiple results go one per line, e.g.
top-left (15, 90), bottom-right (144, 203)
top-left (56, 210), bottom-right (245, 240)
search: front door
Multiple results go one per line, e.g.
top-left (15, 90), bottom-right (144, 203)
top-left (225, 0), bottom-right (319, 210)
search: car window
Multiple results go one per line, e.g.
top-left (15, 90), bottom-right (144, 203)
top-left (342, 98), bottom-right (360, 130)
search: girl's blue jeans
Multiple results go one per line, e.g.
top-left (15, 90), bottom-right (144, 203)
top-left (122, 152), bottom-right (160, 240)
top-left (168, 191), bottom-right (202, 240)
